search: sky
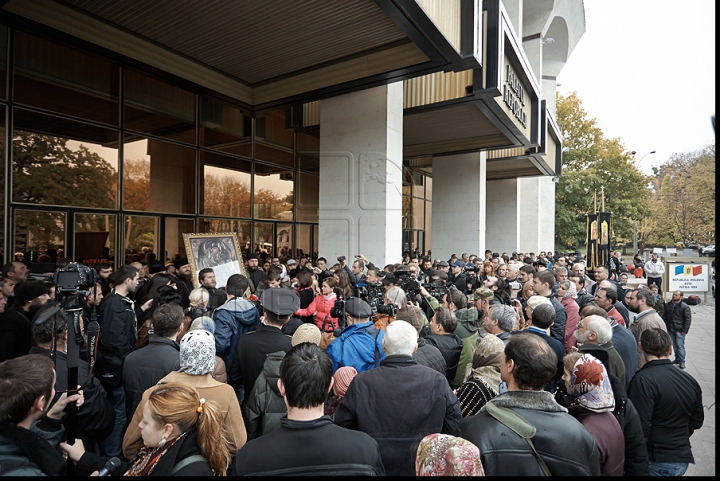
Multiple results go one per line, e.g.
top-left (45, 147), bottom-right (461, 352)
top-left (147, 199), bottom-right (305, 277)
top-left (556, 0), bottom-right (715, 175)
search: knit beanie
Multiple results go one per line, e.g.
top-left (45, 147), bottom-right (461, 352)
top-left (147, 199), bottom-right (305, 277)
top-left (333, 366), bottom-right (357, 397)
top-left (179, 329), bottom-right (216, 375)
top-left (291, 323), bottom-right (322, 347)
top-left (13, 279), bottom-right (49, 306)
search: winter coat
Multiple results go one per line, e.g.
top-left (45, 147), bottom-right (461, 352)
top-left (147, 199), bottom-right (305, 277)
top-left (122, 336), bottom-right (180, 422)
top-left (560, 296), bottom-right (581, 351)
top-left (570, 407), bottom-right (625, 476)
top-left (628, 359), bottom-right (704, 464)
top-left (334, 354), bottom-right (462, 476)
top-left (212, 296), bottom-right (260, 370)
top-left (452, 332), bottom-right (479, 389)
top-left (460, 390), bottom-right (601, 476)
top-left (610, 377), bottom-right (649, 476)
top-left (453, 308), bottom-right (479, 339)
top-left (413, 336), bottom-right (446, 375)
top-left (423, 332), bottom-right (463, 386)
top-left (244, 351), bottom-right (287, 440)
top-left (295, 293), bottom-right (339, 332)
top-left (295, 286), bottom-right (316, 324)
top-left (0, 418), bottom-right (66, 476)
top-left (97, 292), bottom-right (138, 387)
top-left (663, 299), bottom-right (692, 333)
top-left (611, 323), bottom-right (638, 391)
top-left (326, 321), bottom-right (385, 373)
top-left (546, 295), bottom-right (568, 345)
top-left (123, 371), bottom-right (247, 460)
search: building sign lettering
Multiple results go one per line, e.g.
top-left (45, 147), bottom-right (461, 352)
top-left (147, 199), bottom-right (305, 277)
top-left (503, 64), bottom-right (527, 128)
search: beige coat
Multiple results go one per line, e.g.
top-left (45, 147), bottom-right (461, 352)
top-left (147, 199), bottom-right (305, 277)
top-left (629, 309), bottom-right (667, 370)
top-left (122, 371), bottom-right (247, 460)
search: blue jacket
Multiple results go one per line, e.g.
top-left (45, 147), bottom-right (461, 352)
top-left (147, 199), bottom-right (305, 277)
top-left (326, 321), bottom-right (385, 373)
top-left (212, 297), bottom-right (260, 370)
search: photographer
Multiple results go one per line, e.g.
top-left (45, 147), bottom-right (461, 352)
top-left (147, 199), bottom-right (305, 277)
top-left (371, 286), bottom-right (405, 331)
top-left (463, 265), bottom-right (480, 295)
top-left (325, 298), bottom-right (385, 374)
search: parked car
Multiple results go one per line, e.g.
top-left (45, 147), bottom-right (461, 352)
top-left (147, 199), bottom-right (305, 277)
top-left (700, 244), bottom-right (715, 257)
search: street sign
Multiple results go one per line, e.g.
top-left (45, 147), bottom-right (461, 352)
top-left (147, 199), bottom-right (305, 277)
top-left (667, 262), bottom-right (710, 293)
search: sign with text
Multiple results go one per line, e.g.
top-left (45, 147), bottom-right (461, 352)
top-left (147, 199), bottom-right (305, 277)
top-left (667, 263), bottom-right (710, 292)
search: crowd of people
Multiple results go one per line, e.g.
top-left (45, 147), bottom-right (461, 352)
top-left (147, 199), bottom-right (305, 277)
top-left (0, 246), bottom-right (706, 476)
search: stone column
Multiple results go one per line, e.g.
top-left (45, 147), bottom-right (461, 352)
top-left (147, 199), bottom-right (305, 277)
top-left (518, 176), bottom-right (556, 253)
top-left (430, 151), bottom-right (486, 260)
top-left (486, 178), bottom-right (519, 254)
top-left (318, 83), bottom-right (403, 267)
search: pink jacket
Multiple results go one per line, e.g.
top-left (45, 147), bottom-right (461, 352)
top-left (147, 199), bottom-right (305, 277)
top-left (561, 296), bottom-right (581, 351)
top-left (295, 293), bottom-right (339, 331)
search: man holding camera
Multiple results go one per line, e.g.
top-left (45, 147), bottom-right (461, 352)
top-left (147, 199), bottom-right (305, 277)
top-left (325, 298), bottom-right (385, 374)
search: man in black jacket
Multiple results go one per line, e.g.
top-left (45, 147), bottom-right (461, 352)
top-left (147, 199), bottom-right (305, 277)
top-left (234, 343), bottom-right (385, 475)
top-left (0, 279), bottom-right (50, 363)
top-left (662, 290), bottom-right (692, 369)
top-left (122, 303), bottom-right (183, 422)
top-left (629, 328), bottom-right (703, 476)
top-left (29, 308), bottom-right (115, 455)
top-left (334, 320), bottom-right (462, 476)
top-left (532, 270), bottom-right (567, 346)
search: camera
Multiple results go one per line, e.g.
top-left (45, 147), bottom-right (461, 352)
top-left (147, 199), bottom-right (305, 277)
top-left (337, 256), bottom-right (346, 263)
top-left (394, 270), bottom-right (420, 293)
top-left (359, 282), bottom-right (384, 315)
top-left (422, 280), bottom-right (450, 302)
top-left (54, 262), bottom-right (98, 296)
top-left (465, 265), bottom-right (479, 274)
top-left (509, 281), bottom-right (522, 290)
top-left (329, 287), bottom-right (347, 334)
top-left (377, 303), bottom-right (398, 317)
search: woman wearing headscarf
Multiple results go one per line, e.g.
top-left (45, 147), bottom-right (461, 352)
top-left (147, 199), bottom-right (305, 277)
top-left (62, 382), bottom-right (232, 476)
top-left (454, 334), bottom-right (504, 417)
top-left (121, 329), bottom-right (247, 462)
top-left (415, 433), bottom-right (484, 476)
top-left (562, 352), bottom-right (625, 476)
top-left (557, 280), bottom-right (581, 351)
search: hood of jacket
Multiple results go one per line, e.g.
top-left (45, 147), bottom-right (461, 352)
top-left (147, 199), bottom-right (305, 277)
top-left (263, 351), bottom-right (285, 396)
top-left (214, 296), bottom-right (256, 316)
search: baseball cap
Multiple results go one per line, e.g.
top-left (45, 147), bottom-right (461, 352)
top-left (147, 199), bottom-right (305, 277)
top-left (287, 259), bottom-right (298, 266)
top-left (450, 260), bottom-right (464, 267)
top-left (473, 287), bottom-right (494, 301)
top-left (437, 261), bottom-right (449, 267)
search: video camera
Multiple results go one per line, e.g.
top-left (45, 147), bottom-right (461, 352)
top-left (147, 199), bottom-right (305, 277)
top-left (376, 302), bottom-right (398, 317)
top-left (422, 280), bottom-right (451, 302)
top-left (329, 287), bottom-right (347, 336)
top-left (357, 282), bottom-right (384, 315)
top-left (394, 270), bottom-right (421, 293)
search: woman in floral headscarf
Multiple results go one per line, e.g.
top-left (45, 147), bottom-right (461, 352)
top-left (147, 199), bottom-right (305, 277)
top-left (562, 352), bottom-right (625, 476)
top-left (454, 334), bottom-right (505, 417)
top-left (415, 433), bottom-right (484, 476)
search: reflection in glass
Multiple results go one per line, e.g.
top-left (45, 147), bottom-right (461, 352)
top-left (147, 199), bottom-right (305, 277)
top-left (75, 213), bottom-right (116, 263)
top-left (200, 96), bottom-right (252, 158)
top-left (296, 224), bottom-right (312, 261)
top-left (123, 137), bottom-right (196, 214)
top-left (412, 197), bottom-right (425, 229)
top-left (14, 210), bottom-right (66, 257)
top-left (125, 69), bottom-right (195, 144)
top-left (14, 31), bottom-right (120, 125)
top-left (254, 222), bottom-right (274, 256)
top-left (202, 152), bottom-right (251, 218)
top-left (201, 219), bottom-right (251, 256)
top-left (124, 215), bottom-right (158, 258)
top-left (296, 173), bottom-right (318, 222)
top-left (0, 25), bottom-right (7, 100)
top-left (255, 109), bottom-right (294, 168)
top-left (297, 131), bottom-right (319, 173)
top-left (166, 218), bottom-right (195, 262)
top-left (277, 224), bottom-right (293, 259)
top-left (13, 110), bottom-right (118, 209)
top-left (254, 170), bottom-right (293, 220)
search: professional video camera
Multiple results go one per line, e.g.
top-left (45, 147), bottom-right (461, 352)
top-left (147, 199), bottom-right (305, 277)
top-left (421, 279), bottom-right (451, 302)
top-left (376, 302), bottom-right (398, 317)
top-left (394, 270), bottom-right (421, 293)
top-left (358, 282), bottom-right (385, 315)
top-left (329, 287), bottom-right (347, 335)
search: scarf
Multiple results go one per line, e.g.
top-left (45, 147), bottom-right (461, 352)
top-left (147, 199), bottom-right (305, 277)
top-left (569, 354), bottom-right (615, 413)
top-left (179, 329), bottom-right (216, 375)
top-left (321, 292), bottom-right (337, 302)
top-left (467, 334), bottom-right (504, 390)
top-left (563, 283), bottom-right (578, 299)
top-left (125, 431), bottom-right (187, 476)
top-left (0, 422), bottom-right (66, 476)
top-left (415, 433), bottom-right (485, 476)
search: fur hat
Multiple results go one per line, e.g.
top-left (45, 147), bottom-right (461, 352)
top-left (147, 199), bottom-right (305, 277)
top-left (291, 323), bottom-right (322, 347)
top-left (13, 279), bottom-right (49, 306)
top-left (333, 366), bottom-right (357, 397)
top-left (174, 257), bottom-right (189, 269)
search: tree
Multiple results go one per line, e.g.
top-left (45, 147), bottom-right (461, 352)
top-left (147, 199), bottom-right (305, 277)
top-left (641, 145), bottom-right (715, 246)
top-left (554, 92), bottom-right (651, 250)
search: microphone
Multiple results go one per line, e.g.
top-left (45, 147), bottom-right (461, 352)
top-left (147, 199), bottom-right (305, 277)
top-left (33, 303), bottom-right (61, 326)
top-left (97, 457), bottom-right (121, 477)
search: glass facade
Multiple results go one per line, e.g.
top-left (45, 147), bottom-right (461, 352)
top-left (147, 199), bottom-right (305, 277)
top-left (0, 25), bottom-right (321, 266)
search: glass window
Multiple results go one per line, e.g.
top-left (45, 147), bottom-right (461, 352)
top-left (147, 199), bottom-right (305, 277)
top-left (14, 31), bottom-right (119, 125)
top-left (124, 215), bottom-right (159, 259)
top-left (123, 136), bottom-right (196, 214)
top-left (297, 131), bottom-right (319, 173)
top-left (296, 173), bottom-right (318, 222)
top-left (425, 200), bottom-right (432, 249)
top-left (200, 96), bottom-right (252, 158)
top-left (296, 224), bottom-right (312, 261)
top-left (254, 108), bottom-right (294, 168)
top-left (426, 176), bottom-right (433, 201)
top-left (201, 152), bottom-right (251, 218)
top-left (124, 69), bottom-right (195, 144)
top-left (254, 222), bottom-right (274, 256)
top-left (253, 167), bottom-right (294, 220)
top-left (412, 197), bottom-right (425, 229)
top-left (402, 195), bottom-right (411, 229)
top-left (0, 26), bottom-right (7, 100)
top-left (200, 219), bottom-right (251, 259)
top-left (74, 213), bottom-right (116, 266)
top-left (14, 209), bottom-right (66, 260)
top-left (276, 224), bottom-right (293, 259)
top-left (13, 109), bottom-right (119, 209)
top-left (165, 218), bottom-right (195, 262)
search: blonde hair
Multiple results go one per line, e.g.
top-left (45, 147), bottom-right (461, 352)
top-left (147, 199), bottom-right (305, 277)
top-left (147, 382), bottom-right (232, 476)
top-left (189, 288), bottom-right (210, 309)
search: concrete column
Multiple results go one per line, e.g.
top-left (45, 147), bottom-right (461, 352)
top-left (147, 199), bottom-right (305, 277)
top-left (318, 83), bottom-right (403, 267)
top-left (517, 176), bottom-right (556, 253)
top-left (486, 178), bottom-right (519, 254)
top-left (430, 151), bottom-right (486, 260)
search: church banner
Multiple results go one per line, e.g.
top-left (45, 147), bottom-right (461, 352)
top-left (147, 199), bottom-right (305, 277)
top-left (586, 212), bottom-right (612, 270)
